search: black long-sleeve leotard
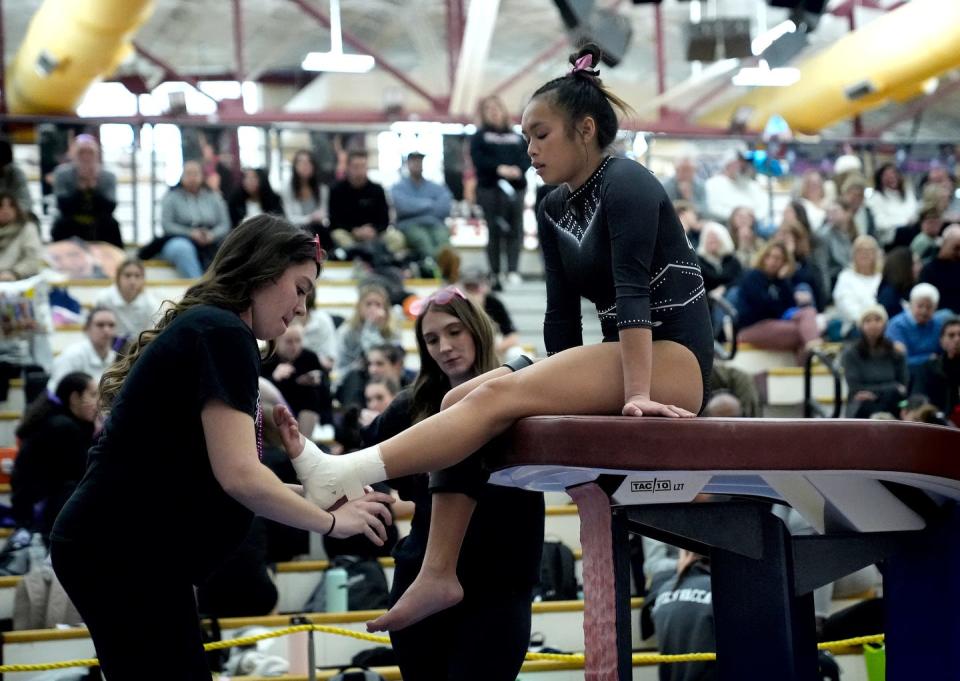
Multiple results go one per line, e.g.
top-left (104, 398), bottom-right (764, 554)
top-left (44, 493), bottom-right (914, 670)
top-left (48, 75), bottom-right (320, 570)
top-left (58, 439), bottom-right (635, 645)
top-left (537, 155), bottom-right (713, 399)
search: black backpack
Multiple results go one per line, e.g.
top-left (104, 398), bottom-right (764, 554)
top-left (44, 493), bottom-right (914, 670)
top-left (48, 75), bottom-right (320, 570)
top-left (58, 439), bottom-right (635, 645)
top-left (535, 541), bottom-right (578, 601)
top-left (304, 555), bottom-right (390, 612)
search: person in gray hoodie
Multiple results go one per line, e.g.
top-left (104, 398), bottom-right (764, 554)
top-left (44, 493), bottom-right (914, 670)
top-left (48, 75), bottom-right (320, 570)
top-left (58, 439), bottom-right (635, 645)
top-left (157, 161), bottom-right (231, 277)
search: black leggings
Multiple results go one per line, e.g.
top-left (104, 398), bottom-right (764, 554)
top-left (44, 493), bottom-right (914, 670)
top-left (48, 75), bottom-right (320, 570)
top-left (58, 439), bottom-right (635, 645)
top-left (477, 185), bottom-right (524, 276)
top-left (389, 559), bottom-right (532, 681)
top-left (51, 539), bottom-right (212, 680)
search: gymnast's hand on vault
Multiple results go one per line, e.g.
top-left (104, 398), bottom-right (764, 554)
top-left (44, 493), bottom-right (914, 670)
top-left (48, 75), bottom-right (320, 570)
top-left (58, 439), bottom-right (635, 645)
top-left (622, 396), bottom-right (696, 419)
top-left (274, 403), bottom-right (305, 457)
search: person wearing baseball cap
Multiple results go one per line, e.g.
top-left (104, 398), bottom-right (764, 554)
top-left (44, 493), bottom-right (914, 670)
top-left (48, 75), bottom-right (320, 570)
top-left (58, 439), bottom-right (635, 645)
top-left (391, 151), bottom-right (453, 272)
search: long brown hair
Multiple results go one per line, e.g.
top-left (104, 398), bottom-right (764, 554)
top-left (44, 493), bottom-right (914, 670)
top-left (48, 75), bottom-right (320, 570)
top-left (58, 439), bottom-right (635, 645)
top-left (410, 295), bottom-right (499, 424)
top-left (99, 215), bottom-right (320, 410)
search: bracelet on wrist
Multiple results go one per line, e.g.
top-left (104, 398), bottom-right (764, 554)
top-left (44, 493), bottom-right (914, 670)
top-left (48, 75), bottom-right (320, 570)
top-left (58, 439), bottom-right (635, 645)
top-left (323, 512), bottom-right (337, 536)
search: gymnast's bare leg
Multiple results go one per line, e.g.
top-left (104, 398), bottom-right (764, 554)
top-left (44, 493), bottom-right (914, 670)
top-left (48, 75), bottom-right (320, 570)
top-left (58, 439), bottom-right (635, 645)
top-left (362, 336), bottom-right (702, 631)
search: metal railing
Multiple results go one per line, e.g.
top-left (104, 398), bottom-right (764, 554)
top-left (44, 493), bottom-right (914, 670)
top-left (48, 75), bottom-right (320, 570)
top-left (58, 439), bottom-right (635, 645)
top-left (711, 295), bottom-right (739, 361)
top-left (803, 347), bottom-right (843, 419)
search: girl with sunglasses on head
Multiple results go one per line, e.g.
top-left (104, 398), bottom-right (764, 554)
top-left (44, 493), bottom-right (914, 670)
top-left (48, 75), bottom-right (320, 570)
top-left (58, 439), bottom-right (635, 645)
top-left (352, 287), bottom-right (543, 680)
top-left (50, 217), bottom-right (393, 680)
top-left (285, 43), bottom-right (714, 632)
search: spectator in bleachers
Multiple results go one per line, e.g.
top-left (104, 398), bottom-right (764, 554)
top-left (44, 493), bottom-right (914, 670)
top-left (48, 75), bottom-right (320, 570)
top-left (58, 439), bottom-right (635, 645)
top-left (329, 150), bottom-right (394, 259)
top-left (796, 169), bottom-right (827, 231)
top-left (697, 220), bottom-right (742, 297)
top-left (641, 550), bottom-right (716, 681)
top-left (816, 199), bottom-right (858, 290)
top-left (889, 184), bottom-right (945, 251)
top-left (828, 154), bottom-right (863, 203)
top-left (46, 306), bottom-right (117, 392)
top-left (832, 235), bottom-right (882, 336)
top-left (471, 95), bottom-right (530, 290)
top-left (728, 205), bottom-right (763, 269)
top-left (301, 289), bottom-right (338, 373)
top-left (282, 149), bottom-right (332, 251)
top-left (262, 321), bottom-right (331, 437)
top-left (337, 343), bottom-right (410, 412)
top-left (359, 375), bottom-right (401, 429)
top-left (868, 163), bottom-right (916, 247)
top-left (392, 151), bottom-right (453, 269)
top-left (674, 200), bottom-right (702, 249)
top-left (886, 283), bottom-right (952, 368)
top-left (839, 173), bottom-right (876, 240)
top-left (11, 372), bottom-right (97, 538)
top-left (841, 305), bottom-right (907, 418)
top-left (877, 247), bottom-right (918, 320)
top-left (776, 219), bottom-right (827, 311)
top-left (0, 138), bottom-right (32, 215)
top-left (200, 136), bottom-right (235, 197)
top-left (50, 135), bottom-right (122, 248)
top-left (709, 364), bottom-right (760, 417)
top-left (912, 317), bottom-right (960, 422)
top-left (367, 343), bottom-right (413, 387)
top-left (335, 283), bottom-right (398, 377)
top-left (154, 160), bottom-right (231, 278)
top-left (703, 390), bottom-right (743, 417)
top-left (460, 267), bottom-right (522, 360)
top-left (228, 167), bottom-right (284, 228)
top-left (0, 191), bottom-right (43, 281)
top-left (736, 241), bottom-right (821, 359)
top-left (705, 148), bottom-right (766, 224)
top-left (93, 258), bottom-right (159, 342)
top-left (363, 289), bottom-right (543, 681)
top-left (919, 224), bottom-right (960, 314)
top-left (661, 153), bottom-right (707, 218)
top-left (909, 205), bottom-right (945, 263)
top-left (919, 164), bottom-right (960, 223)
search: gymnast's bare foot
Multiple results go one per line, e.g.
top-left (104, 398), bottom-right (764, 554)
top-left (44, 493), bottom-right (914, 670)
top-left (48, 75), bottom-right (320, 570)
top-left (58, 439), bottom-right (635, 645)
top-left (366, 570), bottom-right (463, 632)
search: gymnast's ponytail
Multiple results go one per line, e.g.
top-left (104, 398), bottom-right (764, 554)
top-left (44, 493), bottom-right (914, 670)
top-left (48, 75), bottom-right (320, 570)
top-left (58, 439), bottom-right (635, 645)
top-left (530, 43), bottom-right (634, 150)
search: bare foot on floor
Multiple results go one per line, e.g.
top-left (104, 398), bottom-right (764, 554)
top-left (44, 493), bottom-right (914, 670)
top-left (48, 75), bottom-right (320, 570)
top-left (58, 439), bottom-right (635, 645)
top-left (366, 572), bottom-right (463, 632)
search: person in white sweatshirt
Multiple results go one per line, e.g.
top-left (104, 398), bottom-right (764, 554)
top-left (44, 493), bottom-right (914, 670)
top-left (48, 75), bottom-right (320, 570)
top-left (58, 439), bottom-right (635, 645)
top-left (833, 235), bottom-right (883, 336)
top-left (94, 258), bottom-right (159, 342)
top-left (867, 163), bottom-right (917, 247)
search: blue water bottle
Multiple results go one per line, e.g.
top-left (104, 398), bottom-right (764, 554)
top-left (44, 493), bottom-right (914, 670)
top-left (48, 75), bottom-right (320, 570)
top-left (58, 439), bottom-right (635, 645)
top-left (324, 566), bottom-right (349, 613)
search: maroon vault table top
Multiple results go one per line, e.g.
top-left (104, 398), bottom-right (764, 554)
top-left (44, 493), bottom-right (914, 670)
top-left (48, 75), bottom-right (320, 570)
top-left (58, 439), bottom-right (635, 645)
top-left (488, 417), bottom-right (960, 534)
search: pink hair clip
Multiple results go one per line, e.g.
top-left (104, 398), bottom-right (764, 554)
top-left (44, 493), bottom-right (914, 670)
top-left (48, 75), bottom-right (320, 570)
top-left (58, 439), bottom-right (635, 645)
top-left (570, 54), bottom-right (594, 74)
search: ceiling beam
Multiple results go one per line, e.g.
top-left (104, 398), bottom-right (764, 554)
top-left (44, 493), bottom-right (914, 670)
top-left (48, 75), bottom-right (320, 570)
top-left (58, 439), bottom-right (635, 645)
top-left (448, 0), bottom-right (501, 116)
top-left (485, 36), bottom-right (567, 103)
top-left (133, 43), bottom-right (220, 105)
top-left (863, 76), bottom-right (960, 137)
top-left (232, 0), bottom-right (245, 80)
top-left (286, 0), bottom-right (444, 110)
top-left (445, 0), bottom-right (466, 98)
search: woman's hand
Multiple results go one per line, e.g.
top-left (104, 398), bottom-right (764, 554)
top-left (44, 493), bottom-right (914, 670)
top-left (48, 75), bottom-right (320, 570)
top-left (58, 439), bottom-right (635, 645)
top-left (273, 363), bottom-right (296, 382)
top-left (273, 403), bottom-right (305, 457)
top-left (328, 490), bottom-right (395, 545)
top-left (853, 390), bottom-right (877, 402)
top-left (622, 395), bottom-right (696, 418)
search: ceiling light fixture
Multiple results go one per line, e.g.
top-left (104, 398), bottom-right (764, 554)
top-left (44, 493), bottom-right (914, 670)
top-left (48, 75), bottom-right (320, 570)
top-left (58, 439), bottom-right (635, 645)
top-left (751, 20), bottom-right (797, 56)
top-left (301, 0), bottom-right (375, 73)
top-left (732, 59), bottom-right (800, 87)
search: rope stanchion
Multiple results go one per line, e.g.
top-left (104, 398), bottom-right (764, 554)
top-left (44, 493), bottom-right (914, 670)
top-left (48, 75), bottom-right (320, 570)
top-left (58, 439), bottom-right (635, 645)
top-left (0, 625), bottom-right (886, 674)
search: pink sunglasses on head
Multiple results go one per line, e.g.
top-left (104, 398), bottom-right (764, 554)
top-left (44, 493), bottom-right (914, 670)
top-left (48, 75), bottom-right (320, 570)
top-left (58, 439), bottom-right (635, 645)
top-left (409, 286), bottom-right (466, 316)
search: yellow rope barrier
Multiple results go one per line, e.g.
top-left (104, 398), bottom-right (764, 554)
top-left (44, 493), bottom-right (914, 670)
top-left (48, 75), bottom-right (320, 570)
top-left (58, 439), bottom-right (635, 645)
top-left (0, 625), bottom-right (886, 674)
